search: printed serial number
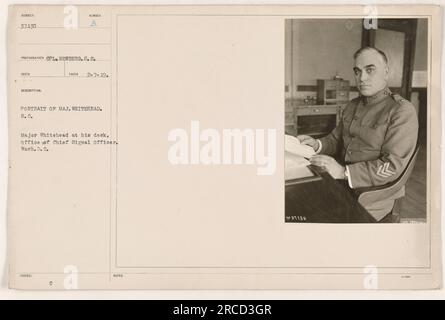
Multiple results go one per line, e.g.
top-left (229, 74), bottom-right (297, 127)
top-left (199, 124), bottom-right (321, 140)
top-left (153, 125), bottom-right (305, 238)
top-left (217, 304), bottom-right (271, 315)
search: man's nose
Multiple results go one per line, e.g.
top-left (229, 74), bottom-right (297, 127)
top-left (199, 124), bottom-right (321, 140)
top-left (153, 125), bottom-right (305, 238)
top-left (360, 71), bottom-right (368, 82)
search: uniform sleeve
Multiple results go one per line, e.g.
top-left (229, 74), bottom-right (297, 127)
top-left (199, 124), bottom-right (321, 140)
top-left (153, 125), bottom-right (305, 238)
top-left (347, 102), bottom-right (418, 188)
top-left (319, 119), bottom-right (343, 156)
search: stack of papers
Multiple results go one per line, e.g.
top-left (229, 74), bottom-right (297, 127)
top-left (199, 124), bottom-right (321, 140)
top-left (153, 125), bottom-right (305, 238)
top-left (285, 134), bottom-right (316, 159)
top-left (285, 135), bottom-right (315, 180)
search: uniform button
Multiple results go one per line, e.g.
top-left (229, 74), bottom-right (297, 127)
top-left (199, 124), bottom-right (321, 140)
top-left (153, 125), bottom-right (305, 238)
top-left (348, 151), bottom-right (353, 154)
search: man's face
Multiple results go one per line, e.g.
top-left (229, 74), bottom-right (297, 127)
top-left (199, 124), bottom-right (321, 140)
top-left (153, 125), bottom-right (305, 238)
top-left (353, 50), bottom-right (389, 97)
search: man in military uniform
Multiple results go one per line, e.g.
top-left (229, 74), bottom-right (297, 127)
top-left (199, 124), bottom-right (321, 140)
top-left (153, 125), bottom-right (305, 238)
top-left (297, 47), bottom-right (419, 222)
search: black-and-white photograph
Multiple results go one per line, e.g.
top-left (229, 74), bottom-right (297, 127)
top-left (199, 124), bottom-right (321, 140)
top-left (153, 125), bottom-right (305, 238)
top-left (285, 18), bottom-right (428, 223)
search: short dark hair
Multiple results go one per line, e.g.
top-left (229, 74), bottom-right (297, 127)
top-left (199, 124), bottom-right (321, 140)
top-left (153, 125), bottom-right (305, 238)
top-left (353, 46), bottom-right (388, 65)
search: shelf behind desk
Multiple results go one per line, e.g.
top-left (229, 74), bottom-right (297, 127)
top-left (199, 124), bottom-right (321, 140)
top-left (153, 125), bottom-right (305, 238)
top-left (285, 103), bottom-right (345, 137)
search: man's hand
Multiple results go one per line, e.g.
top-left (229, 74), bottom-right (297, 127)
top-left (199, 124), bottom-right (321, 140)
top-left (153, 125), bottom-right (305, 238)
top-left (310, 155), bottom-right (346, 180)
top-left (297, 135), bottom-right (319, 151)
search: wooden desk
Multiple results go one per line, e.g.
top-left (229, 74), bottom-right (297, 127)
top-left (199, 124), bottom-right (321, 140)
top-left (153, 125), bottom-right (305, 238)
top-left (285, 166), bottom-right (377, 223)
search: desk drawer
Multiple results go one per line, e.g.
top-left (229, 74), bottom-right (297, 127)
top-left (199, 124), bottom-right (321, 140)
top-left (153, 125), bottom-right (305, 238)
top-left (296, 106), bottom-right (338, 116)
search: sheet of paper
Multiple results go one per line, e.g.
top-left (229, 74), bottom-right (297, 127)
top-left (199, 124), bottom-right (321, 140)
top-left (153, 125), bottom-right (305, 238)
top-left (285, 134), bottom-right (316, 158)
top-left (284, 151), bottom-right (313, 180)
top-left (6, 4), bottom-right (442, 290)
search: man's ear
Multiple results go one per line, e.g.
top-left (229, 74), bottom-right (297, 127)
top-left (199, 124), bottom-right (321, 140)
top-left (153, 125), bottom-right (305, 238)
top-left (384, 64), bottom-right (389, 78)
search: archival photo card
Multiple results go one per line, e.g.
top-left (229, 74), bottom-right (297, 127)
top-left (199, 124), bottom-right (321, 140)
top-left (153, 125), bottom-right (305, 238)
top-left (6, 5), bottom-right (442, 290)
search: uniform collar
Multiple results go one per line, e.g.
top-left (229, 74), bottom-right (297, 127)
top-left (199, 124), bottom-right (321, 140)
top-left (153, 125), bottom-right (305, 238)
top-left (361, 86), bottom-right (391, 106)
